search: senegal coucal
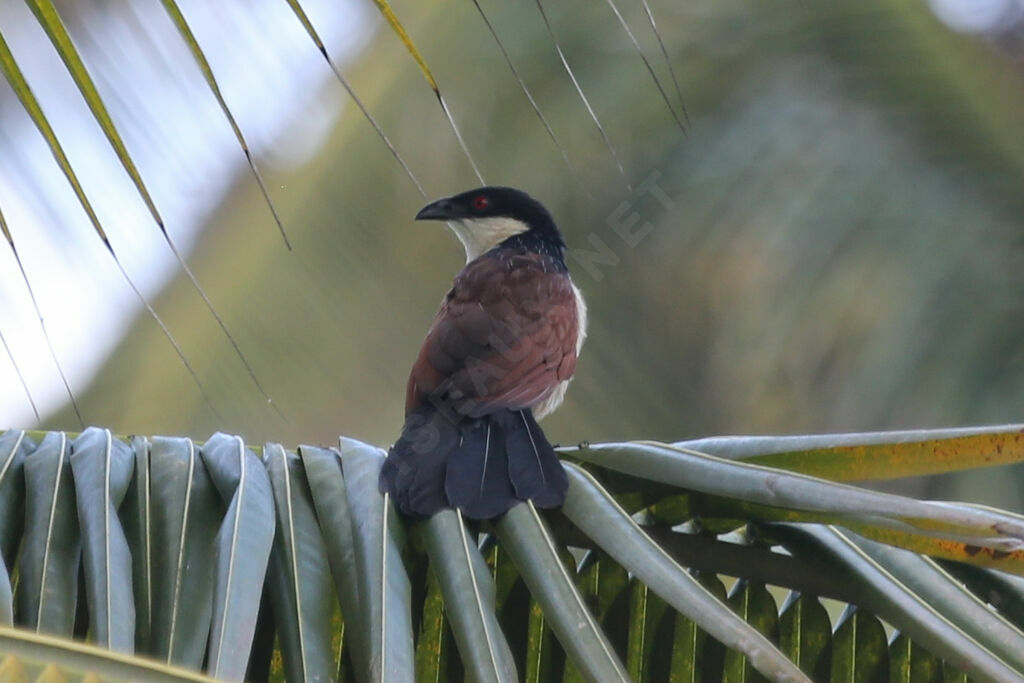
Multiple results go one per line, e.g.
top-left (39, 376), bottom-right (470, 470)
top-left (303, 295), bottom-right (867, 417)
top-left (379, 187), bottom-right (587, 519)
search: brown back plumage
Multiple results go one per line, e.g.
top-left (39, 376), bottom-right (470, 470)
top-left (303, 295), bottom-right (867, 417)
top-left (406, 250), bottom-right (578, 419)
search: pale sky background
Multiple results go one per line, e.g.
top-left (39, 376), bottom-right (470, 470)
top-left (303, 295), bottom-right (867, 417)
top-left (0, 0), bottom-right (369, 427)
top-left (0, 0), bottom-right (1020, 429)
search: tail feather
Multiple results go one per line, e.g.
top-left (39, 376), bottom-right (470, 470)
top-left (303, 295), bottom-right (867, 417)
top-left (379, 409), bottom-right (457, 517)
top-left (379, 407), bottom-right (568, 519)
top-left (504, 410), bottom-right (568, 508)
top-left (445, 418), bottom-right (516, 519)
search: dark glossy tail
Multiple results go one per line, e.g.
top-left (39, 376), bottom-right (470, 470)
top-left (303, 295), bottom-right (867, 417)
top-left (379, 407), bottom-right (568, 519)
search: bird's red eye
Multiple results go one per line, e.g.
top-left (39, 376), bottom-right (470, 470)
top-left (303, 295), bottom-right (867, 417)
top-left (472, 195), bottom-right (489, 210)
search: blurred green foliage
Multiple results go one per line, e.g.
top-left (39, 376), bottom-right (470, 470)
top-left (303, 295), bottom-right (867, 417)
top-left (48, 1), bottom-right (1024, 505)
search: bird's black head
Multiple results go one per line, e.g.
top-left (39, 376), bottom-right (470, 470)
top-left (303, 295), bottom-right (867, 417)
top-left (415, 187), bottom-right (566, 261)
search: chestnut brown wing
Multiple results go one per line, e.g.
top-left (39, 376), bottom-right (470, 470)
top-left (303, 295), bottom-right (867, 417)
top-left (405, 251), bottom-right (578, 417)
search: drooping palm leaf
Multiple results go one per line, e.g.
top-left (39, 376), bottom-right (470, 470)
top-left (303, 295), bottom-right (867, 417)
top-left (157, 0), bottom-right (289, 249)
top-left (264, 442), bottom-right (336, 682)
top-left (202, 433), bottom-right (275, 681)
top-left (338, 437), bottom-right (415, 682)
top-left (17, 431), bottom-right (78, 636)
top-left (0, 624), bottom-right (217, 681)
top-left (7, 0), bottom-right (274, 417)
top-left (148, 436), bottom-right (219, 667)
top-left (69, 427), bottom-right (135, 653)
top-left (533, 0), bottom-right (629, 191)
top-left (766, 523), bottom-right (1021, 681)
top-left (5, 424), bottom-right (1024, 680)
top-left (498, 501), bottom-right (631, 682)
top-left (421, 509), bottom-right (518, 682)
top-left (299, 443), bottom-right (369, 679)
top-left (121, 435), bottom-right (153, 652)
top-left (0, 430), bottom-right (29, 568)
top-left (677, 424), bottom-right (1024, 480)
top-left (845, 532), bottom-right (1024, 671)
top-left (369, 0), bottom-right (485, 184)
top-left (562, 463), bottom-right (808, 681)
top-left (574, 441), bottom-right (1024, 553)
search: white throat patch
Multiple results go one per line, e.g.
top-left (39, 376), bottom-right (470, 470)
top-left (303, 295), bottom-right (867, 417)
top-left (447, 216), bottom-right (530, 262)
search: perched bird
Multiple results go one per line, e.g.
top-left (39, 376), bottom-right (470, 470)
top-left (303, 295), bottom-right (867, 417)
top-left (379, 187), bottom-right (587, 519)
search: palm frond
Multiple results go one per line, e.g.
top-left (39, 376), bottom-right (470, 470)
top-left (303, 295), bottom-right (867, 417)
top-left (3, 425), bottom-right (1023, 681)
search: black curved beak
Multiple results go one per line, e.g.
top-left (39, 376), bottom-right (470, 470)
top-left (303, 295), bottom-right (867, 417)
top-left (415, 197), bottom-right (459, 221)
